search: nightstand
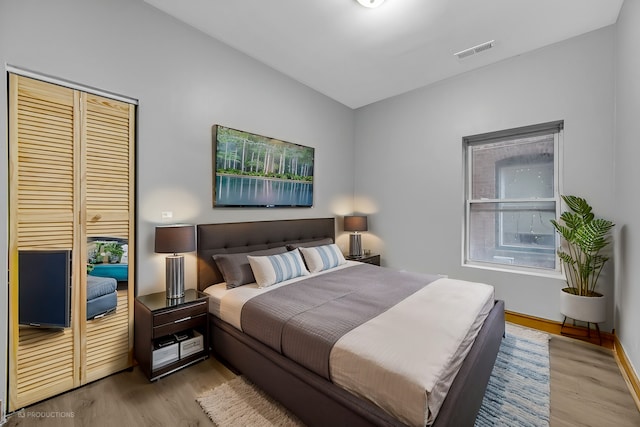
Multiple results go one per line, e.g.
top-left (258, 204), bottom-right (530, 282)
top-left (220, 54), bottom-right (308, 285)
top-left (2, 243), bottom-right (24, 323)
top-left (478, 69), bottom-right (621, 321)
top-left (345, 253), bottom-right (381, 266)
top-left (134, 289), bottom-right (209, 381)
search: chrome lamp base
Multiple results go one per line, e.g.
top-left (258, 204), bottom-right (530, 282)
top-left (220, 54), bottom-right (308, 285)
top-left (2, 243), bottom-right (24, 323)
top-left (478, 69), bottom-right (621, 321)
top-left (349, 233), bottom-right (363, 257)
top-left (165, 255), bottom-right (185, 299)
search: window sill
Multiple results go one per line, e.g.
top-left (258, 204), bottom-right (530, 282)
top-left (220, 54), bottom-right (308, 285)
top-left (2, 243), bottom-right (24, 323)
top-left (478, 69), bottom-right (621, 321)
top-left (462, 261), bottom-right (565, 280)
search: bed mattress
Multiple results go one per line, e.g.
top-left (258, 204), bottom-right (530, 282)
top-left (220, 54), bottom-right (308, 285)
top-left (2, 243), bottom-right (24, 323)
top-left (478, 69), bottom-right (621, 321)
top-left (204, 262), bottom-right (494, 426)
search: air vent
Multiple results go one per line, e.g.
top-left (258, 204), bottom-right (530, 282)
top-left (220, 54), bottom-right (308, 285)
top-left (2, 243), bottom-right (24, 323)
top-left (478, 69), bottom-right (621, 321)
top-left (454, 40), bottom-right (495, 60)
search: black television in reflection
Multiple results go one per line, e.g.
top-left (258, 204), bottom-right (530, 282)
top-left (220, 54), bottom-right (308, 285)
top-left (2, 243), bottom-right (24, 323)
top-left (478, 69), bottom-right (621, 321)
top-left (19, 250), bottom-right (71, 328)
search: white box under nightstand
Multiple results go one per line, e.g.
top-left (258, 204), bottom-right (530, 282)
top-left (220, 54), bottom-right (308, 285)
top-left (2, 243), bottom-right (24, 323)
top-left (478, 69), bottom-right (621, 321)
top-left (152, 341), bottom-right (179, 369)
top-left (178, 330), bottom-right (204, 359)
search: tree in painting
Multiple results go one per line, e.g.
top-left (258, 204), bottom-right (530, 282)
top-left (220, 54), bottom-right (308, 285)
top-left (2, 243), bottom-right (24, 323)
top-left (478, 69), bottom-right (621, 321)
top-left (215, 126), bottom-right (314, 182)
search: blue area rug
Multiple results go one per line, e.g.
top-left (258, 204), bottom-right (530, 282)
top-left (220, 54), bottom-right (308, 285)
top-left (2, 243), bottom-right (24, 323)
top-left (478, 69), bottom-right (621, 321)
top-left (475, 324), bottom-right (551, 427)
top-left (198, 323), bottom-right (551, 427)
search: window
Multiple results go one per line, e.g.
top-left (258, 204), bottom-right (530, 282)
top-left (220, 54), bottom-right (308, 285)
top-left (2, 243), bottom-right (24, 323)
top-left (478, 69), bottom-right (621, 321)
top-left (464, 121), bottom-right (563, 272)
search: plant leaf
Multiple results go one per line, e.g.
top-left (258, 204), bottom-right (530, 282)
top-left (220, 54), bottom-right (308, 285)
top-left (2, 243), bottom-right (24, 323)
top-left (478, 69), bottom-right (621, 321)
top-left (562, 195), bottom-right (594, 222)
top-left (559, 211), bottom-right (584, 231)
top-left (574, 218), bottom-right (615, 253)
top-left (551, 221), bottom-right (574, 241)
top-left (557, 251), bottom-right (575, 266)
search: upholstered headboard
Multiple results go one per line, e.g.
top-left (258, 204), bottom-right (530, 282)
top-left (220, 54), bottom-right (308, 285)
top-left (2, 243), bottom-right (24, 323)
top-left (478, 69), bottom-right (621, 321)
top-left (196, 218), bottom-right (335, 291)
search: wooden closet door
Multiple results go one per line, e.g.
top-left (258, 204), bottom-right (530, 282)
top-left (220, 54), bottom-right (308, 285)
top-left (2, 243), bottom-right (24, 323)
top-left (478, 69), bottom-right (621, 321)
top-left (8, 74), bottom-right (136, 410)
top-left (81, 93), bottom-right (135, 383)
top-left (8, 74), bottom-right (81, 410)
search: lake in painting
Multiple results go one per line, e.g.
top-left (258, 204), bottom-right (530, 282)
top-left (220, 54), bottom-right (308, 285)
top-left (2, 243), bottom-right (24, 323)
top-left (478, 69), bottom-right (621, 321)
top-left (215, 175), bottom-right (313, 207)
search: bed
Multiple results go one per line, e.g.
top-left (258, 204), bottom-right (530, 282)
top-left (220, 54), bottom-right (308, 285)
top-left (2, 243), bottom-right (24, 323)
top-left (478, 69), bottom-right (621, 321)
top-left (197, 218), bottom-right (505, 427)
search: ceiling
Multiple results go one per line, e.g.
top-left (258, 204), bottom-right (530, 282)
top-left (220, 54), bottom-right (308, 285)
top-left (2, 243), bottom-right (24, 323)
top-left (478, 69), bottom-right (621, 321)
top-left (144, 0), bottom-right (624, 109)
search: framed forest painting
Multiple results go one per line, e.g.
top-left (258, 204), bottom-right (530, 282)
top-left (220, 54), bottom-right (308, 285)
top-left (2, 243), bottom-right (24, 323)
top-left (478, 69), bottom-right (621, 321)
top-left (212, 125), bottom-right (314, 207)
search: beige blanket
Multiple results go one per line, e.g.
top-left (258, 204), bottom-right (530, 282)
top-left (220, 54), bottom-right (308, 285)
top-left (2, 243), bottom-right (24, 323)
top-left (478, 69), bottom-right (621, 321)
top-left (330, 278), bottom-right (494, 426)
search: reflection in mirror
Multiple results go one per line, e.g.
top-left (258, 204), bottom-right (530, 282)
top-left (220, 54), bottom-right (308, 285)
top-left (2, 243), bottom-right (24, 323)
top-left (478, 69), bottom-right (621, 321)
top-left (86, 237), bottom-right (128, 320)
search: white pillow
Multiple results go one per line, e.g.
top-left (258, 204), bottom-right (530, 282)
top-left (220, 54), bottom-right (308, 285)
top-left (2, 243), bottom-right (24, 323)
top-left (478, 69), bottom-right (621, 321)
top-left (299, 244), bottom-right (346, 273)
top-left (247, 249), bottom-right (310, 288)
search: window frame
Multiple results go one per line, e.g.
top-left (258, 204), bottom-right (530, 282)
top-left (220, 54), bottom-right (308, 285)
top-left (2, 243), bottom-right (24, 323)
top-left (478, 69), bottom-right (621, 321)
top-left (462, 121), bottom-right (563, 276)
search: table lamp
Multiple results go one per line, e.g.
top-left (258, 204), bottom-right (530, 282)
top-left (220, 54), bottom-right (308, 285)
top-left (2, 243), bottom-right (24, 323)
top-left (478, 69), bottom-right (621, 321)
top-left (344, 215), bottom-right (368, 257)
top-left (155, 224), bottom-right (195, 299)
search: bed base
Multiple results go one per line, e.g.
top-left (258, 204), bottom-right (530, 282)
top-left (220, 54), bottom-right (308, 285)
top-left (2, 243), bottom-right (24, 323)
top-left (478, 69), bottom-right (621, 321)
top-left (211, 300), bottom-right (505, 427)
top-left (197, 219), bottom-right (505, 426)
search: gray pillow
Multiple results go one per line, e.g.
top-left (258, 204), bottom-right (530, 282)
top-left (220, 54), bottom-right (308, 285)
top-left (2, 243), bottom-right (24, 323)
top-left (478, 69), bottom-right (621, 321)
top-left (286, 238), bottom-right (333, 251)
top-left (214, 246), bottom-right (288, 289)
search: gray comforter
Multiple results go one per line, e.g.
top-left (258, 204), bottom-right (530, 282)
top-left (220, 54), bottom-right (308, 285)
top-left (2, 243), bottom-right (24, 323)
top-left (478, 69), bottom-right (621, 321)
top-left (240, 263), bottom-right (439, 379)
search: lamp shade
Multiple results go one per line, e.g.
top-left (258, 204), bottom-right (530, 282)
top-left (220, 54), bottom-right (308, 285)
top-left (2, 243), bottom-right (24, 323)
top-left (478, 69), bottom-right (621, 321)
top-left (344, 215), bottom-right (368, 232)
top-left (155, 224), bottom-right (196, 254)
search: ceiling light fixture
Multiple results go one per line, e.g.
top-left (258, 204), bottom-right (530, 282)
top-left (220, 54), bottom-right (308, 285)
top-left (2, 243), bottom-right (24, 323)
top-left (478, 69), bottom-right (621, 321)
top-left (356, 0), bottom-right (385, 8)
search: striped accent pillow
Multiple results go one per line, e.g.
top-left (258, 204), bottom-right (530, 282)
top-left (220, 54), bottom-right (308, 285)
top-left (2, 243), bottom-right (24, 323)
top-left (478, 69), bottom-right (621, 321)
top-left (299, 244), bottom-right (346, 273)
top-left (247, 249), bottom-right (310, 288)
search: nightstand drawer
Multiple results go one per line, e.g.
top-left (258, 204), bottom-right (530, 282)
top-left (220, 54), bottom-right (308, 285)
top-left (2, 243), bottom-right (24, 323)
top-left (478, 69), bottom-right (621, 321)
top-left (153, 312), bottom-right (207, 339)
top-left (153, 300), bottom-right (207, 327)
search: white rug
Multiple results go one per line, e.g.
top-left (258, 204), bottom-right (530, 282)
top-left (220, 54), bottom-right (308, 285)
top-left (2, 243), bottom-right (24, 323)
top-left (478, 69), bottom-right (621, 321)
top-left (197, 323), bottom-right (550, 427)
top-left (197, 376), bottom-right (304, 427)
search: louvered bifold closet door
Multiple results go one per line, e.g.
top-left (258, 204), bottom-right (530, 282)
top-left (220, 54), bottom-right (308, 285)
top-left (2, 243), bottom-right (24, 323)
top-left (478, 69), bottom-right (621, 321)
top-left (9, 74), bottom-right (136, 410)
top-left (82, 93), bottom-right (135, 383)
top-left (8, 75), bottom-right (81, 411)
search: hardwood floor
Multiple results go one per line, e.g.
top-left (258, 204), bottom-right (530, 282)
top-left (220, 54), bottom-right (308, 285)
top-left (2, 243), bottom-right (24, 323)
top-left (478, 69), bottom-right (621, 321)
top-left (3, 334), bottom-right (640, 426)
top-left (550, 335), bottom-right (640, 426)
top-left (3, 358), bottom-right (234, 427)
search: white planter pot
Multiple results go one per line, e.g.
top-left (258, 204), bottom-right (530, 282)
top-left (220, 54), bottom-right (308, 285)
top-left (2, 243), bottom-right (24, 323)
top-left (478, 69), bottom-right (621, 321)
top-left (559, 289), bottom-right (606, 324)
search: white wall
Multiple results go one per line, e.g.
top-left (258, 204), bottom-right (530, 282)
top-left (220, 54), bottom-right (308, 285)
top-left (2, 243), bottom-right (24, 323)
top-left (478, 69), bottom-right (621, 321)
top-left (0, 0), bottom-right (355, 413)
top-left (615, 0), bottom-right (640, 380)
top-left (354, 27), bottom-right (617, 330)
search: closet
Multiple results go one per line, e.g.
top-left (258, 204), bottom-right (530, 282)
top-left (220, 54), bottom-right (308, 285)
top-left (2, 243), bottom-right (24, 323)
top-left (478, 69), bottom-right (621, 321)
top-left (7, 74), bottom-right (136, 410)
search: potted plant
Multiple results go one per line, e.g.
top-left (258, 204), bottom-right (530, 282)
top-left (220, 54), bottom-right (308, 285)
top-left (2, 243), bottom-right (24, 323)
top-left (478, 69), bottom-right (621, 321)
top-left (550, 195), bottom-right (614, 324)
top-left (102, 242), bottom-right (124, 264)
